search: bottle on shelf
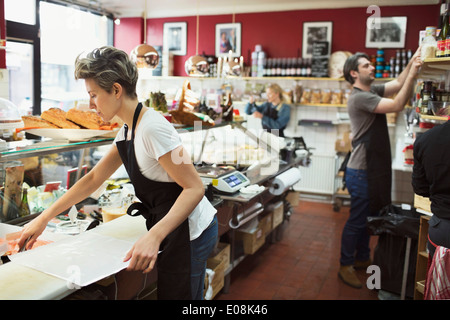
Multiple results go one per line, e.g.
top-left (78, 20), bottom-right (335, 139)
top-left (422, 81), bottom-right (432, 115)
top-left (306, 58), bottom-right (312, 77)
top-left (281, 57), bottom-right (287, 77)
top-left (296, 58), bottom-right (302, 77)
top-left (289, 57), bottom-right (296, 76)
top-left (438, 9), bottom-right (449, 58)
top-left (19, 188), bottom-right (30, 217)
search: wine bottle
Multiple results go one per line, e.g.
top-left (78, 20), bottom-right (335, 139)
top-left (19, 188), bottom-right (30, 217)
top-left (438, 9), bottom-right (449, 57)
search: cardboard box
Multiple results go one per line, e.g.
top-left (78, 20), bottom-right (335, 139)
top-left (236, 220), bottom-right (266, 255)
top-left (270, 201), bottom-right (284, 229)
top-left (259, 211), bottom-right (273, 235)
top-left (286, 191), bottom-right (300, 206)
top-left (414, 194), bottom-right (431, 212)
top-left (335, 131), bottom-right (352, 153)
top-left (386, 112), bottom-right (398, 124)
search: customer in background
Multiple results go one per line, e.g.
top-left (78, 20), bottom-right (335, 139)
top-left (339, 48), bottom-right (422, 288)
top-left (245, 83), bottom-right (291, 137)
top-left (412, 119), bottom-right (450, 260)
top-left (18, 46), bottom-right (218, 300)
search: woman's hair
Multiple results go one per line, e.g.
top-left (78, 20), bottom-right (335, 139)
top-left (74, 46), bottom-right (138, 99)
top-left (343, 52), bottom-right (370, 85)
top-left (266, 83), bottom-right (284, 102)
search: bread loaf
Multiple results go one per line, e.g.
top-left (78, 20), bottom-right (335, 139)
top-left (66, 108), bottom-right (109, 129)
top-left (41, 108), bottom-right (80, 129)
top-left (22, 116), bottom-right (59, 129)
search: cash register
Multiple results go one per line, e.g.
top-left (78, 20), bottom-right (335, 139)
top-left (196, 165), bottom-right (250, 194)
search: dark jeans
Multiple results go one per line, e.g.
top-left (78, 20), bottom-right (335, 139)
top-left (428, 215), bottom-right (450, 259)
top-left (340, 168), bottom-right (374, 266)
top-left (190, 215), bottom-right (218, 300)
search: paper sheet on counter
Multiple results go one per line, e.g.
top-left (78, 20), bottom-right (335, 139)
top-left (9, 231), bottom-right (133, 287)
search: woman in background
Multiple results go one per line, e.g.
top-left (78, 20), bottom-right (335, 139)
top-left (245, 83), bottom-right (291, 137)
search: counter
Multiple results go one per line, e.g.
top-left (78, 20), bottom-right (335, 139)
top-left (0, 214), bottom-right (148, 300)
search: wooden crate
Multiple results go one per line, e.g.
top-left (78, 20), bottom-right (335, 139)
top-left (236, 222), bottom-right (265, 255)
top-left (209, 242), bottom-right (230, 271)
top-left (205, 257), bottom-right (226, 299)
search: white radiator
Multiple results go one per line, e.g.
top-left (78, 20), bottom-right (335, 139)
top-left (294, 154), bottom-right (336, 195)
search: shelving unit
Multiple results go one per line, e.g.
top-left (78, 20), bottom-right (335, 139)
top-left (414, 213), bottom-right (431, 299)
top-left (412, 57), bottom-right (449, 300)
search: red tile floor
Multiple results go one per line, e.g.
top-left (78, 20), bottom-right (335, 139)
top-left (216, 200), bottom-right (379, 300)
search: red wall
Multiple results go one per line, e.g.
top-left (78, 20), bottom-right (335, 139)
top-left (115, 5), bottom-right (440, 76)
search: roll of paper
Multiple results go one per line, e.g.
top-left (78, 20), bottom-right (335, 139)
top-left (269, 167), bottom-right (301, 196)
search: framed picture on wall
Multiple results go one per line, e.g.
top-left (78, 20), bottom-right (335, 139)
top-left (302, 21), bottom-right (333, 58)
top-left (163, 22), bottom-right (187, 55)
top-left (365, 17), bottom-right (407, 48)
top-left (215, 23), bottom-right (241, 57)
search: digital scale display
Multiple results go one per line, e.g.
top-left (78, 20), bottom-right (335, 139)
top-left (197, 166), bottom-right (250, 194)
top-left (216, 171), bottom-right (250, 193)
top-left (223, 172), bottom-right (246, 187)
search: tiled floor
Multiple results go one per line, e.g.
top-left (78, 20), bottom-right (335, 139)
top-left (216, 200), bottom-right (379, 300)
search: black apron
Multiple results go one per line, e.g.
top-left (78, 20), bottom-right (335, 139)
top-left (115, 103), bottom-right (191, 300)
top-left (263, 104), bottom-right (285, 137)
top-left (352, 112), bottom-right (392, 214)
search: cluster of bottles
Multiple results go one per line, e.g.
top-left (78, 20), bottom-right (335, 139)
top-left (262, 57), bottom-right (312, 77)
top-left (415, 80), bottom-right (448, 115)
top-left (370, 49), bottom-right (413, 79)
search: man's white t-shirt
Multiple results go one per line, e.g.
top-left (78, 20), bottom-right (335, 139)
top-left (113, 108), bottom-right (216, 241)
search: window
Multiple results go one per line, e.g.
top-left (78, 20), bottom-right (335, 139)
top-left (40, 2), bottom-right (113, 112)
top-left (5, 41), bottom-right (34, 115)
top-left (5, 0), bottom-right (36, 25)
top-left (5, 1), bottom-right (114, 113)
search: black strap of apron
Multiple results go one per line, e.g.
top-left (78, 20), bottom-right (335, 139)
top-left (131, 102), bottom-right (142, 140)
top-left (122, 102), bottom-right (143, 141)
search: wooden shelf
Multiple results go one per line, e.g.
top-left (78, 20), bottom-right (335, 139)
top-left (420, 114), bottom-right (450, 122)
top-left (419, 57), bottom-right (450, 78)
top-left (414, 214), bottom-right (430, 300)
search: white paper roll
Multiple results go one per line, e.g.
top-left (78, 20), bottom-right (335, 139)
top-left (269, 167), bottom-right (301, 195)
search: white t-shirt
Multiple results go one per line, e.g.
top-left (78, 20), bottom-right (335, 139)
top-left (113, 108), bottom-right (216, 240)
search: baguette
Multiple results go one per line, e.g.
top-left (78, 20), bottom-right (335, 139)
top-left (21, 116), bottom-right (59, 129)
top-left (66, 108), bottom-right (109, 130)
top-left (41, 108), bottom-right (80, 129)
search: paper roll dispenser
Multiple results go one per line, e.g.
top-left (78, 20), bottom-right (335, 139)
top-left (269, 167), bottom-right (302, 196)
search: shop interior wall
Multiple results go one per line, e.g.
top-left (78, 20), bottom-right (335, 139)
top-left (115, 4), bottom-right (439, 76)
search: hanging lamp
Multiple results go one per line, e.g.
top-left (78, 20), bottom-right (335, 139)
top-left (130, 0), bottom-right (159, 69)
top-left (184, 1), bottom-right (209, 77)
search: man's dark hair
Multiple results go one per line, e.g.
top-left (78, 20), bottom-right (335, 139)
top-left (343, 52), bottom-right (370, 85)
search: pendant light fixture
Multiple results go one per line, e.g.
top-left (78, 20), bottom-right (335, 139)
top-left (130, 0), bottom-right (159, 69)
top-left (184, 0), bottom-right (209, 77)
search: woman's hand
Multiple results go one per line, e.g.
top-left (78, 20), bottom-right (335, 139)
top-left (17, 214), bottom-right (49, 250)
top-left (123, 230), bottom-right (162, 273)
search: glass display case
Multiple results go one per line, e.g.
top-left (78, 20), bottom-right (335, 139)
top-left (0, 136), bottom-right (114, 224)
